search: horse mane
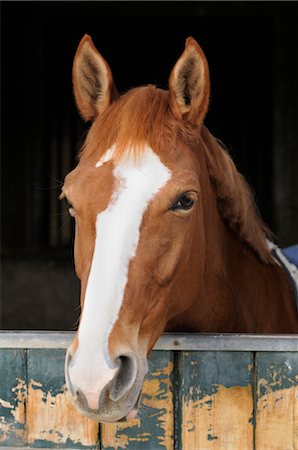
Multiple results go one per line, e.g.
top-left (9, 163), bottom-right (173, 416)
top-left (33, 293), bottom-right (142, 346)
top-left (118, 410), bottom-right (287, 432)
top-left (80, 85), bottom-right (273, 264)
top-left (79, 85), bottom-right (197, 162)
top-left (201, 126), bottom-right (274, 264)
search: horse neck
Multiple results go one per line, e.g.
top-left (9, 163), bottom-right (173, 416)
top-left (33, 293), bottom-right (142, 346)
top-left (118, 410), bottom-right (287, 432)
top-left (167, 140), bottom-right (298, 333)
top-left (204, 220), bottom-right (298, 333)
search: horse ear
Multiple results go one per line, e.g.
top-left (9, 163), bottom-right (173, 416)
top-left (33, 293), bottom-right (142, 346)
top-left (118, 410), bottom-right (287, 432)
top-left (169, 37), bottom-right (210, 125)
top-left (72, 35), bottom-right (118, 122)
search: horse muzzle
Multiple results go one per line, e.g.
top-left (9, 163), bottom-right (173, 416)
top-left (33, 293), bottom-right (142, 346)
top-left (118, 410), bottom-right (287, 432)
top-left (65, 349), bottom-right (147, 422)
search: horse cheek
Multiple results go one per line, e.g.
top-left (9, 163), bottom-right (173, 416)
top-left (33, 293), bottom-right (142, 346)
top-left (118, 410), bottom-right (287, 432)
top-left (154, 238), bottom-right (185, 285)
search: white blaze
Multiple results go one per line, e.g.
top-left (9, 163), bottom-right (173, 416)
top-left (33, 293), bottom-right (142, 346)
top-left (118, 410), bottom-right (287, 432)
top-left (68, 145), bottom-right (171, 408)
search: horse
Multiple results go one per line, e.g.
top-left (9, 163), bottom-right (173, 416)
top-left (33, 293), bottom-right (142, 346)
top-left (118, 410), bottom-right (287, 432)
top-left (63, 35), bottom-right (298, 423)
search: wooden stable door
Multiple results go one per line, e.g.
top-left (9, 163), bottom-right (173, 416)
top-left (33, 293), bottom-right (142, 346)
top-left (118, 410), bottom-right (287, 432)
top-left (0, 333), bottom-right (297, 449)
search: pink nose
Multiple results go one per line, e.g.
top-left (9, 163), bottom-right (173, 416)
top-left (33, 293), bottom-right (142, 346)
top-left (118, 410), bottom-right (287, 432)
top-left (68, 367), bottom-right (117, 410)
top-left (84, 391), bottom-right (101, 410)
top-left (66, 349), bottom-right (118, 411)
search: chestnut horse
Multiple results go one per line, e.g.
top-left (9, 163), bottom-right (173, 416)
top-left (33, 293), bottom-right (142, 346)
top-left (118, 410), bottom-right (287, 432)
top-left (63, 35), bottom-right (298, 423)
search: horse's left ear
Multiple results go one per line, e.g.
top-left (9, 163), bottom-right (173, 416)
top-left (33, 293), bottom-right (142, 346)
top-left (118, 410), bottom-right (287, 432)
top-left (169, 37), bottom-right (210, 125)
top-left (72, 34), bottom-right (118, 122)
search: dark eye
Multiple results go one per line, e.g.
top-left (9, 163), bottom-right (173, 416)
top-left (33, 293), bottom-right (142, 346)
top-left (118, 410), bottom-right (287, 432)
top-left (171, 193), bottom-right (195, 211)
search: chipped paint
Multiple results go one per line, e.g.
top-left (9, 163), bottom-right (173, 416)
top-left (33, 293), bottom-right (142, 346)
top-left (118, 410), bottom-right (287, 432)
top-left (256, 386), bottom-right (297, 450)
top-left (0, 399), bottom-right (14, 409)
top-left (182, 384), bottom-right (253, 449)
top-left (26, 379), bottom-right (98, 446)
top-left (0, 418), bottom-right (10, 443)
top-left (11, 377), bottom-right (26, 424)
top-left (1, 346), bottom-right (298, 449)
top-left (0, 377), bottom-right (26, 443)
top-left (255, 351), bottom-right (298, 449)
top-left (142, 361), bottom-right (174, 450)
top-left (101, 417), bottom-right (142, 449)
top-left (101, 355), bottom-right (174, 450)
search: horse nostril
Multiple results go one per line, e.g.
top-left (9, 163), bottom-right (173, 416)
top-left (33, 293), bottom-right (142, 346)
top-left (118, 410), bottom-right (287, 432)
top-left (110, 354), bottom-right (137, 402)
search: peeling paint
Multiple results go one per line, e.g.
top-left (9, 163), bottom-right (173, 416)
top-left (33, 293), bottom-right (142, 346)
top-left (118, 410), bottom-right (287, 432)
top-left (101, 418), bottom-right (142, 450)
top-left (101, 356), bottom-right (174, 450)
top-left (142, 362), bottom-right (174, 450)
top-left (26, 379), bottom-right (98, 446)
top-left (11, 378), bottom-right (26, 424)
top-left (1, 346), bottom-right (297, 449)
top-left (0, 399), bottom-right (14, 409)
top-left (0, 417), bottom-right (10, 443)
top-left (0, 377), bottom-right (26, 443)
top-left (182, 385), bottom-right (253, 449)
top-left (256, 386), bottom-right (298, 450)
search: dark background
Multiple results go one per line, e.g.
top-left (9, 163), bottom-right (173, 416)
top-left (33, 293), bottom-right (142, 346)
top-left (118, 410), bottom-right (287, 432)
top-left (1, 2), bottom-right (298, 330)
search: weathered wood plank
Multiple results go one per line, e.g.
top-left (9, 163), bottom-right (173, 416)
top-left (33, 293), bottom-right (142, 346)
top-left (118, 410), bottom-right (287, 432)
top-left (101, 351), bottom-right (174, 450)
top-left (255, 352), bottom-right (298, 450)
top-left (26, 349), bottom-right (99, 448)
top-left (178, 351), bottom-right (254, 450)
top-left (0, 349), bottom-right (26, 447)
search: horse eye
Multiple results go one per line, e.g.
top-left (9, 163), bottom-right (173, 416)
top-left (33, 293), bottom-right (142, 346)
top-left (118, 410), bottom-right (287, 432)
top-left (171, 193), bottom-right (195, 211)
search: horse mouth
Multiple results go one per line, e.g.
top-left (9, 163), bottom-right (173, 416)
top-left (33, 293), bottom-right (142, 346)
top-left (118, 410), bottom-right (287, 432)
top-left (70, 376), bottom-right (144, 423)
top-left (65, 349), bottom-right (147, 423)
top-left (116, 391), bottom-right (142, 422)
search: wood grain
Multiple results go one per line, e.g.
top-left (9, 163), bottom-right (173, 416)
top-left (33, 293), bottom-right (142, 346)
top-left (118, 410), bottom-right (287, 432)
top-left (101, 351), bottom-right (174, 450)
top-left (178, 351), bottom-right (254, 449)
top-left (25, 349), bottom-right (99, 448)
top-left (255, 351), bottom-right (298, 450)
top-left (0, 349), bottom-right (26, 447)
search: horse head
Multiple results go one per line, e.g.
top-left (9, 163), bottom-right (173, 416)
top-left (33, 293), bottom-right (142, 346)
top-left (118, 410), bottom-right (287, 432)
top-left (63, 35), bottom-right (210, 422)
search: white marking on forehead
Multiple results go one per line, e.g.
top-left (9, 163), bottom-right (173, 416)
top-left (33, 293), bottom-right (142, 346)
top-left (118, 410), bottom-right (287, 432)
top-left (69, 145), bottom-right (171, 399)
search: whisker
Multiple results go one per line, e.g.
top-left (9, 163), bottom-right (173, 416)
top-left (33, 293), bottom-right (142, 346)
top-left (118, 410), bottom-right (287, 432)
top-left (44, 172), bottom-right (64, 185)
top-left (51, 211), bottom-right (70, 218)
top-left (35, 184), bottom-right (63, 191)
top-left (57, 216), bottom-right (72, 234)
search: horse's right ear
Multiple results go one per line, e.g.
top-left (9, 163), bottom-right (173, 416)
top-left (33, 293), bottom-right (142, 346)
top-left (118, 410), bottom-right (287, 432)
top-left (72, 35), bottom-right (118, 122)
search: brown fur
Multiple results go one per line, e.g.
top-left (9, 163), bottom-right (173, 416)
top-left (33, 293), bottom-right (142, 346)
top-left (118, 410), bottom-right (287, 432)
top-left (169, 37), bottom-right (210, 124)
top-left (73, 35), bottom-right (118, 121)
top-left (79, 85), bottom-right (273, 266)
top-left (200, 126), bottom-right (274, 264)
top-left (79, 86), bottom-right (198, 163)
top-left (64, 36), bottom-right (298, 424)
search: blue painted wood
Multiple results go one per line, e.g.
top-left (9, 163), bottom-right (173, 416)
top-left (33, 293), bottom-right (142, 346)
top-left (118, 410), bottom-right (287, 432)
top-left (177, 351), bottom-right (254, 449)
top-left (26, 349), bottom-right (99, 449)
top-left (1, 338), bottom-right (297, 449)
top-left (0, 349), bottom-right (26, 447)
top-left (256, 351), bottom-right (298, 396)
top-left (101, 350), bottom-right (174, 450)
top-left (255, 352), bottom-right (298, 449)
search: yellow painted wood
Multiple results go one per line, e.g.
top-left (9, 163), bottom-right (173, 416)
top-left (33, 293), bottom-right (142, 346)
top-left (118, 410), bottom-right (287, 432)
top-left (179, 352), bottom-right (254, 450)
top-left (255, 352), bottom-right (298, 450)
top-left (25, 349), bottom-right (98, 448)
top-left (2, 341), bottom-right (298, 449)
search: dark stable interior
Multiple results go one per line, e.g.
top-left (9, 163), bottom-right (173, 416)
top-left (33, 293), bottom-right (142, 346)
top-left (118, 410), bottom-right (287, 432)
top-left (1, 2), bottom-right (298, 329)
